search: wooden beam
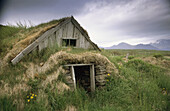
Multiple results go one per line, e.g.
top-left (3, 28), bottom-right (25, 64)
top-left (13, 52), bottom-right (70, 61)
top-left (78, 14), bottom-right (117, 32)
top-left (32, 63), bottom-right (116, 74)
top-left (11, 52), bottom-right (24, 64)
top-left (90, 65), bottom-right (95, 92)
top-left (22, 42), bottom-right (38, 55)
top-left (62, 37), bottom-right (77, 39)
top-left (64, 64), bottom-right (94, 67)
top-left (71, 66), bottom-right (76, 90)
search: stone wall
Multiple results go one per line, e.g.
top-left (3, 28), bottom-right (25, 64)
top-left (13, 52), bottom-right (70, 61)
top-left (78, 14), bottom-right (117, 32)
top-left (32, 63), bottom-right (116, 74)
top-left (64, 67), bottom-right (74, 90)
top-left (95, 65), bottom-right (107, 87)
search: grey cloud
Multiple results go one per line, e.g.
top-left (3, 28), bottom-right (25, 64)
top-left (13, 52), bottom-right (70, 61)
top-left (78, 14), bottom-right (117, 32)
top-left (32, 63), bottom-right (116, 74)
top-left (107, 0), bottom-right (170, 38)
top-left (1, 0), bottom-right (170, 46)
top-left (0, 0), bottom-right (90, 24)
top-left (5, 0), bottom-right (90, 14)
top-left (0, 0), bottom-right (9, 21)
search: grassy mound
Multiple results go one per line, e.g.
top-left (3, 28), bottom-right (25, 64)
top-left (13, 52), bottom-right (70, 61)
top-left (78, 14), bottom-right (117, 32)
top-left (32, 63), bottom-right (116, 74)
top-left (0, 47), bottom-right (170, 111)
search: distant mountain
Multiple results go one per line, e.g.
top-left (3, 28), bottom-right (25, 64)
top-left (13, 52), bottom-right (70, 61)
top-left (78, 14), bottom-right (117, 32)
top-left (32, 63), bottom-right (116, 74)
top-left (151, 39), bottom-right (170, 50)
top-left (135, 44), bottom-right (158, 50)
top-left (105, 42), bottom-right (134, 49)
top-left (104, 39), bottom-right (170, 50)
top-left (105, 43), bottom-right (158, 50)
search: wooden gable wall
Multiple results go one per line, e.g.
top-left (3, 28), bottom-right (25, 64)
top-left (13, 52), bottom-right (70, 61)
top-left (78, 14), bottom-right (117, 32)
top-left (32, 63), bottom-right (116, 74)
top-left (38, 19), bottom-right (95, 51)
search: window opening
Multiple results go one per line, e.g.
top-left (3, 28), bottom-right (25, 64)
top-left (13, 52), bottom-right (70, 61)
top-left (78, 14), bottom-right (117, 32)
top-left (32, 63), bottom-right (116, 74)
top-left (70, 39), bottom-right (76, 46)
top-left (62, 39), bottom-right (76, 47)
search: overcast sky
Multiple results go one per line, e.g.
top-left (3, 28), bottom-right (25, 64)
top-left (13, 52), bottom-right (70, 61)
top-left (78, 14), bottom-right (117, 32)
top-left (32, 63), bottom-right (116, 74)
top-left (0, 0), bottom-right (170, 47)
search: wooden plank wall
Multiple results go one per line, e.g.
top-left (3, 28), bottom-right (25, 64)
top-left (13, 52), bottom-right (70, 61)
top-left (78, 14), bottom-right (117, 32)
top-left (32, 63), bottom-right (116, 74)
top-left (37, 19), bottom-right (94, 51)
top-left (45, 21), bottom-right (94, 49)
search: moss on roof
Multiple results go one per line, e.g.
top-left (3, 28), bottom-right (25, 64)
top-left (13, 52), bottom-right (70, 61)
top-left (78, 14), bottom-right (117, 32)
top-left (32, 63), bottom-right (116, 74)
top-left (1, 17), bottom-right (70, 61)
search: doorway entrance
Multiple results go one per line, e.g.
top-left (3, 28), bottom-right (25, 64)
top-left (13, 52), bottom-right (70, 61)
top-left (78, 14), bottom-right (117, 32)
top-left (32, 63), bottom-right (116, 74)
top-left (64, 64), bottom-right (95, 92)
top-left (74, 66), bottom-right (91, 91)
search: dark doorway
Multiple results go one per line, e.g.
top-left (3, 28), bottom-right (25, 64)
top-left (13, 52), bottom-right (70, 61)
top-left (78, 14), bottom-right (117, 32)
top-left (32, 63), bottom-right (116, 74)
top-left (74, 66), bottom-right (91, 92)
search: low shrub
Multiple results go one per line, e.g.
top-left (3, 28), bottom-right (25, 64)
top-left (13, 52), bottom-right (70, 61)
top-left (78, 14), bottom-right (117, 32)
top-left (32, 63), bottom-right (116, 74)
top-left (153, 53), bottom-right (163, 59)
top-left (128, 56), bottom-right (135, 60)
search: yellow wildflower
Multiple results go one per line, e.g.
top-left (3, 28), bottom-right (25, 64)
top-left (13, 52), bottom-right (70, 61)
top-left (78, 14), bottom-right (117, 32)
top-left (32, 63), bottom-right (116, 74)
top-left (107, 74), bottom-right (110, 76)
top-left (32, 94), bottom-right (34, 96)
top-left (30, 96), bottom-right (34, 99)
top-left (28, 99), bottom-right (30, 102)
top-left (35, 95), bottom-right (37, 97)
top-left (27, 96), bottom-right (29, 98)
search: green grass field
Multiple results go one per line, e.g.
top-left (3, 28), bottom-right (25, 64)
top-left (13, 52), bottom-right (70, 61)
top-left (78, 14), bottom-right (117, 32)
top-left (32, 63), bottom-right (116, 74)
top-left (0, 25), bottom-right (170, 111)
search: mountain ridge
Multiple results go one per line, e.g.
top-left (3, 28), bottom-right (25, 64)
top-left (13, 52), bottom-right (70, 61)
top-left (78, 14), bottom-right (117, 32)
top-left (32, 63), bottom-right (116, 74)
top-left (103, 39), bottom-right (170, 50)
